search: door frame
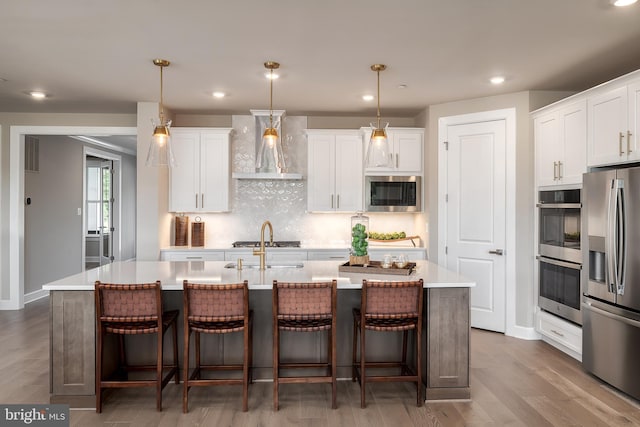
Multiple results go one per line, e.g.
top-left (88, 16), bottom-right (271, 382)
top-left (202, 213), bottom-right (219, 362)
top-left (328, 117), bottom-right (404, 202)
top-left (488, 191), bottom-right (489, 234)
top-left (437, 108), bottom-right (519, 337)
top-left (83, 147), bottom-right (122, 269)
top-left (5, 125), bottom-right (136, 310)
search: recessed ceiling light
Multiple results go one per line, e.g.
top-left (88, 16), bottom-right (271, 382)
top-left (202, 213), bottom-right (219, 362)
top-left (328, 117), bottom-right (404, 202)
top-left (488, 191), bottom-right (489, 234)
top-left (265, 72), bottom-right (279, 80)
top-left (212, 92), bottom-right (225, 98)
top-left (29, 91), bottom-right (47, 99)
top-left (362, 94), bottom-right (374, 101)
top-left (611, 0), bottom-right (637, 6)
top-left (490, 76), bottom-right (505, 85)
top-left (397, 84), bottom-right (408, 89)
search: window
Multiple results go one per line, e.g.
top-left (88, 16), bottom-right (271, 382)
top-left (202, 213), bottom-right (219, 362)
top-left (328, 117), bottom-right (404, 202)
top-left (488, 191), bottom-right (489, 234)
top-left (86, 161), bottom-right (111, 235)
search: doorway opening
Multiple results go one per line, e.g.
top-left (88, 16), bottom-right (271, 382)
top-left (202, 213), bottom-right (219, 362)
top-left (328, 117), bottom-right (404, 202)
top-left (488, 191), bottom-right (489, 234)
top-left (84, 148), bottom-right (122, 270)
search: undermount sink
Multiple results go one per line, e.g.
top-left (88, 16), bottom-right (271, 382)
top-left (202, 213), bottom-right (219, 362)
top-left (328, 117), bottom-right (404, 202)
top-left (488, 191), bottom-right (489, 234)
top-left (224, 262), bottom-right (304, 269)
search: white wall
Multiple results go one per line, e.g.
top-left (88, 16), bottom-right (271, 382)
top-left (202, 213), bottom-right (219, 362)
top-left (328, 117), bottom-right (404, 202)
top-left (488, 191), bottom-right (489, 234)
top-left (24, 136), bottom-right (83, 294)
top-left (24, 135), bottom-right (137, 295)
top-left (0, 113), bottom-right (135, 305)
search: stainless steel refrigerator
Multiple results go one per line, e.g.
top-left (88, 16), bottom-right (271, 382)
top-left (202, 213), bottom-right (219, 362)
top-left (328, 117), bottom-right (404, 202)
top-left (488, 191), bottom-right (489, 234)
top-left (583, 166), bottom-right (640, 400)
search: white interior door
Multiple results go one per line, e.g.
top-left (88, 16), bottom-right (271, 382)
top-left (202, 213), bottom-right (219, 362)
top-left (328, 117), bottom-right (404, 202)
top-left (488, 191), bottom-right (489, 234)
top-left (444, 120), bottom-right (507, 332)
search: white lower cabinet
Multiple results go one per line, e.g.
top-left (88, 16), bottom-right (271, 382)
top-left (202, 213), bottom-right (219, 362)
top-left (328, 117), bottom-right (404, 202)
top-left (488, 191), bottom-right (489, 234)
top-left (536, 310), bottom-right (582, 360)
top-left (306, 250), bottom-right (349, 261)
top-left (161, 251), bottom-right (225, 261)
top-left (224, 250), bottom-right (307, 264)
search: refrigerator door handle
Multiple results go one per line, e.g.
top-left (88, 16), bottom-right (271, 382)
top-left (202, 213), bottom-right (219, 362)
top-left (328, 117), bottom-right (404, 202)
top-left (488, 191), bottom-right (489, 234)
top-left (617, 181), bottom-right (627, 295)
top-left (606, 179), bottom-right (617, 294)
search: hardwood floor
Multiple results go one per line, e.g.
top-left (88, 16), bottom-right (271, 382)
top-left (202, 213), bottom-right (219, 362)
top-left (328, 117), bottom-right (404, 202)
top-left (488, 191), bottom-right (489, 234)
top-left (2, 297), bottom-right (640, 426)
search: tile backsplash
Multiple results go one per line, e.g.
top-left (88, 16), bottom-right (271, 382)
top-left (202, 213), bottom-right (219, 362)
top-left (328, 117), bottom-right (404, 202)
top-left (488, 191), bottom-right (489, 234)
top-left (175, 114), bottom-right (421, 248)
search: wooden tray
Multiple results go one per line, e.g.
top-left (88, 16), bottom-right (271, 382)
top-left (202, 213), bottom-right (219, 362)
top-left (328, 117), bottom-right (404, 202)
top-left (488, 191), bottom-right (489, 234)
top-left (368, 236), bottom-right (419, 247)
top-left (338, 260), bottom-right (417, 275)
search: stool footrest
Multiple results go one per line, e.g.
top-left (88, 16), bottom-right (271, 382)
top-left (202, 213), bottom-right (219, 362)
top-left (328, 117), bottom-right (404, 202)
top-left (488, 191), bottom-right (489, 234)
top-left (277, 376), bottom-right (334, 384)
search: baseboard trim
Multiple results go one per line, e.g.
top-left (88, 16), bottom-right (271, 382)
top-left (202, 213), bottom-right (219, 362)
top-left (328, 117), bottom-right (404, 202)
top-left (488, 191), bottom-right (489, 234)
top-left (506, 324), bottom-right (540, 340)
top-left (25, 289), bottom-right (49, 304)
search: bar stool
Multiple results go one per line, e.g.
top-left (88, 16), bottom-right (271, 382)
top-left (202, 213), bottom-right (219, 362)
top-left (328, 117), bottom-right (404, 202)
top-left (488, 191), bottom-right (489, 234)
top-left (272, 280), bottom-right (337, 410)
top-left (94, 281), bottom-right (179, 413)
top-left (182, 280), bottom-right (252, 413)
top-left (352, 279), bottom-right (424, 408)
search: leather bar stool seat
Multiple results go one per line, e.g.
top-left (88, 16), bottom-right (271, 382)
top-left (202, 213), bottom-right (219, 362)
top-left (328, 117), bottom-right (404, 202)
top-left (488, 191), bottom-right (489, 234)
top-left (94, 281), bottom-right (179, 413)
top-left (272, 280), bottom-right (337, 410)
top-left (182, 280), bottom-right (252, 413)
top-left (352, 279), bottom-right (424, 408)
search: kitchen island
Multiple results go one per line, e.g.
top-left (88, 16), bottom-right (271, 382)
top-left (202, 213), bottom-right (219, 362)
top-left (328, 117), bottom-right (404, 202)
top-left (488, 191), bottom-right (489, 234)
top-left (43, 260), bottom-right (474, 408)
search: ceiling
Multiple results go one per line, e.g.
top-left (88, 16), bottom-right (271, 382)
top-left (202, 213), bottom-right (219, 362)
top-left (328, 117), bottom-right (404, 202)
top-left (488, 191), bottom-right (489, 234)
top-left (2, 0), bottom-right (640, 118)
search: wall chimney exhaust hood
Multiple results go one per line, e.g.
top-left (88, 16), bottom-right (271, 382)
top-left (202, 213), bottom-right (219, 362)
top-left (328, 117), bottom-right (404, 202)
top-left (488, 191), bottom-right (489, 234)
top-left (232, 109), bottom-right (303, 180)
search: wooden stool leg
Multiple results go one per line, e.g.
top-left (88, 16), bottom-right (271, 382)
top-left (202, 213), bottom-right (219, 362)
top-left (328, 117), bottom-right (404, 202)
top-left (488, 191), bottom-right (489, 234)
top-left (172, 321), bottom-right (179, 384)
top-left (249, 316), bottom-right (254, 384)
top-left (242, 323), bottom-right (249, 412)
top-left (402, 329), bottom-right (409, 374)
top-left (416, 327), bottom-right (423, 407)
top-left (95, 327), bottom-right (103, 413)
top-left (195, 332), bottom-right (201, 379)
top-left (183, 327), bottom-right (190, 413)
top-left (331, 325), bottom-right (337, 409)
top-left (352, 317), bottom-right (357, 382)
top-left (360, 325), bottom-right (366, 408)
top-left (156, 332), bottom-right (163, 411)
top-left (273, 324), bottom-right (279, 411)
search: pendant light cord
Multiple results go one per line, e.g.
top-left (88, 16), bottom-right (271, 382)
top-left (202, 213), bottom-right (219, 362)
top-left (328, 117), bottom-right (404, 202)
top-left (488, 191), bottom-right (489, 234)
top-left (376, 68), bottom-right (381, 129)
top-left (159, 64), bottom-right (165, 124)
top-left (269, 68), bottom-right (274, 127)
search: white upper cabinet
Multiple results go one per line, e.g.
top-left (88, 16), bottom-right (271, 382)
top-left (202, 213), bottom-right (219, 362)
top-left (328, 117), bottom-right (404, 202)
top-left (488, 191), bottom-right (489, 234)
top-left (535, 100), bottom-right (587, 187)
top-left (363, 127), bottom-right (424, 175)
top-left (169, 128), bottom-right (232, 212)
top-left (588, 83), bottom-right (639, 166)
top-left (307, 130), bottom-right (363, 212)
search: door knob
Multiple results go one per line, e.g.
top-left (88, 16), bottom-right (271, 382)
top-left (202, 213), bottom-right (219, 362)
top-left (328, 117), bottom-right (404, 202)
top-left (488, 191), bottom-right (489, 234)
top-left (489, 249), bottom-right (504, 255)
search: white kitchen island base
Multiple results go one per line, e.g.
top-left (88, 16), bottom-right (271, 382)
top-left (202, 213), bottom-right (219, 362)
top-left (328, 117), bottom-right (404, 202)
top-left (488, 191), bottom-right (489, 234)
top-left (44, 260), bottom-right (473, 408)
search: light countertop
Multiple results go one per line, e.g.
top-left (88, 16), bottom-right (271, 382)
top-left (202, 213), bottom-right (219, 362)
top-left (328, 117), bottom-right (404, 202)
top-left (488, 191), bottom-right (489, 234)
top-left (43, 260), bottom-right (474, 291)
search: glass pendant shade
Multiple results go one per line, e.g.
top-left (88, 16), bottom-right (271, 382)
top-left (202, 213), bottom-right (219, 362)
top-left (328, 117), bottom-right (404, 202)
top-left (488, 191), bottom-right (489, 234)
top-left (256, 120), bottom-right (286, 173)
top-left (255, 61), bottom-right (286, 173)
top-left (146, 118), bottom-right (176, 167)
top-left (365, 123), bottom-right (393, 168)
top-left (146, 58), bottom-right (175, 167)
top-left (365, 63), bottom-right (393, 168)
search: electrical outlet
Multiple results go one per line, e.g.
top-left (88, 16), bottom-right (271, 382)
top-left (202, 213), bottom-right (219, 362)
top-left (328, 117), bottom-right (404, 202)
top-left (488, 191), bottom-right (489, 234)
top-left (77, 208), bottom-right (82, 216)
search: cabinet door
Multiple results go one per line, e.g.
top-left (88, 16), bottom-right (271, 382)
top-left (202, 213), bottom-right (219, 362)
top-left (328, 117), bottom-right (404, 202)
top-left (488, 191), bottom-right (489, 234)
top-left (393, 131), bottom-right (423, 174)
top-left (588, 85), bottom-right (628, 166)
top-left (170, 130), bottom-right (200, 212)
top-left (628, 81), bottom-right (640, 162)
top-left (335, 134), bottom-right (363, 211)
top-left (559, 100), bottom-right (587, 185)
top-left (307, 133), bottom-right (337, 211)
top-left (200, 131), bottom-right (229, 212)
top-left (535, 112), bottom-right (560, 187)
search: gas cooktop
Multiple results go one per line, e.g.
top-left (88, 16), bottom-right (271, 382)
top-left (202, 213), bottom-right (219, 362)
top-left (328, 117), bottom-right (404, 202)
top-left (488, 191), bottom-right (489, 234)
top-left (232, 240), bottom-right (301, 248)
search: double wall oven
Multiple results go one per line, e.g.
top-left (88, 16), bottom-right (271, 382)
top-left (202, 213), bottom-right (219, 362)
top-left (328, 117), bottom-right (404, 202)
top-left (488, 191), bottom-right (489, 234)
top-left (537, 188), bottom-right (582, 324)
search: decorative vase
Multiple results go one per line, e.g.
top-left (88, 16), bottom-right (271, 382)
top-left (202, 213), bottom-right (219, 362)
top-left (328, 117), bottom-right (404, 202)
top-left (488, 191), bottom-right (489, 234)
top-left (350, 212), bottom-right (370, 265)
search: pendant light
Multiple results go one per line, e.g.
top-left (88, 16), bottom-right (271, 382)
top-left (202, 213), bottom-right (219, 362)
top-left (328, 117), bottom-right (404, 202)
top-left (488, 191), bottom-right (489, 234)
top-left (146, 59), bottom-right (176, 167)
top-left (365, 64), bottom-right (393, 168)
top-left (255, 61), bottom-right (286, 173)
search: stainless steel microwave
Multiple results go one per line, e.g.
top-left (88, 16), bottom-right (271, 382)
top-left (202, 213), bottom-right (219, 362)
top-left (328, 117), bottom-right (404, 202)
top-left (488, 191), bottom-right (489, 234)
top-left (365, 176), bottom-right (421, 212)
